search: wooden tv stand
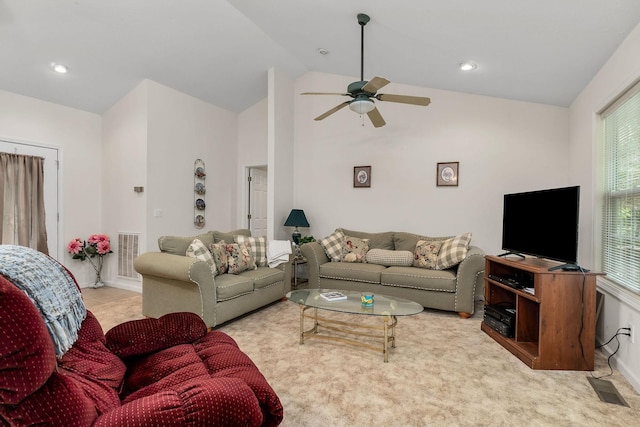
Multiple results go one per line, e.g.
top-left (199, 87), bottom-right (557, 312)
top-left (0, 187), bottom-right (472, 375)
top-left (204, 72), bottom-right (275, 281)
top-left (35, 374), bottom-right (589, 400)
top-left (482, 255), bottom-right (600, 370)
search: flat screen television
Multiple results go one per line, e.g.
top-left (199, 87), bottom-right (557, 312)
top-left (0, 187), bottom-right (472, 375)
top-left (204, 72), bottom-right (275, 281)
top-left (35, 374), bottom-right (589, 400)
top-left (501, 186), bottom-right (580, 269)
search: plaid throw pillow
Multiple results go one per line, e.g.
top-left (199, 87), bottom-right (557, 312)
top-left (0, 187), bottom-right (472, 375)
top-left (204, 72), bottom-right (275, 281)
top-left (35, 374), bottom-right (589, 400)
top-left (186, 239), bottom-right (215, 273)
top-left (234, 235), bottom-right (267, 267)
top-left (319, 230), bottom-right (345, 262)
top-left (435, 233), bottom-right (472, 270)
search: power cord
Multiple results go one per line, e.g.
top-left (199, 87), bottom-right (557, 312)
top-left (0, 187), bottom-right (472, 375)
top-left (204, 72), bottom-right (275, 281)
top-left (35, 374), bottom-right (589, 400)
top-left (591, 327), bottom-right (631, 379)
top-left (578, 271), bottom-right (587, 368)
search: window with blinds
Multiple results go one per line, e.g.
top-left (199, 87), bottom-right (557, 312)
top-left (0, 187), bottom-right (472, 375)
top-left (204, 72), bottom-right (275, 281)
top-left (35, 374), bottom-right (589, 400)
top-left (601, 80), bottom-right (640, 294)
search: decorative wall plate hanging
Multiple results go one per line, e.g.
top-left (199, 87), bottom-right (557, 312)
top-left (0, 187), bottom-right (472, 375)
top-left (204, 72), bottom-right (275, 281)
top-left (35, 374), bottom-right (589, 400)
top-left (195, 167), bottom-right (206, 178)
top-left (194, 159), bottom-right (206, 228)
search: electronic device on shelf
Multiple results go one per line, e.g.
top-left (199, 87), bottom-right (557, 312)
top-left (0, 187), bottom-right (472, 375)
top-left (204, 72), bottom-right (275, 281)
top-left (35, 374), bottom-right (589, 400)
top-left (483, 303), bottom-right (515, 338)
top-left (487, 273), bottom-right (533, 290)
top-left (499, 185), bottom-right (583, 272)
top-left (483, 315), bottom-right (513, 338)
top-left (484, 304), bottom-right (516, 329)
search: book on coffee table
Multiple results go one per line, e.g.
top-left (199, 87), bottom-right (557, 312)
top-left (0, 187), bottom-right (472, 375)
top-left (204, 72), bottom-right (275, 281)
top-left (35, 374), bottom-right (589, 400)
top-left (320, 291), bottom-right (347, 301)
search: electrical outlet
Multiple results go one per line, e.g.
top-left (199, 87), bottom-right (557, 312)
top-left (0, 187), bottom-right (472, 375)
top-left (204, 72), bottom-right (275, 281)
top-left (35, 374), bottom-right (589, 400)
top-left (626, 323), bottom-right (634, 344)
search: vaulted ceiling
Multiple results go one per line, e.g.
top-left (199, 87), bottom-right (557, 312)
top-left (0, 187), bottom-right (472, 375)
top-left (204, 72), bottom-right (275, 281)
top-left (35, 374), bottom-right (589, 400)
top-left (2, 0), bottom-right (640, 114)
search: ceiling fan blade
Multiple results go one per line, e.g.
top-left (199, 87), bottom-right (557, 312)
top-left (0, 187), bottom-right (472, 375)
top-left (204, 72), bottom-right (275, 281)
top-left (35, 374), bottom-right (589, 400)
top-left (301, 92), bottom-right (350, 96)
top-left (314, 101), bottom-right (351, 121)
top-left (376, 93), bottom-right (431, 106)
top-left (367, 107), bottom-right (386, 128)
top-left (361, 76), bottom-right (390, 93)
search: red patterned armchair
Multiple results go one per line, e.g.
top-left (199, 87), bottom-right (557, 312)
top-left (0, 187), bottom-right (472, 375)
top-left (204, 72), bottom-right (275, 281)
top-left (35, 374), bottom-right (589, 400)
top-left (0, 246), bottom-right (283, 426)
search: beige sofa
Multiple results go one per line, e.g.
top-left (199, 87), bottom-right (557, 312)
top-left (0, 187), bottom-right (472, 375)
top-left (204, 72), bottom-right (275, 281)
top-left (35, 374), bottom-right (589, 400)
top-left (134, 229), bottom-right (292, 328)
top-left (300, 228), bottom-right (485, 317)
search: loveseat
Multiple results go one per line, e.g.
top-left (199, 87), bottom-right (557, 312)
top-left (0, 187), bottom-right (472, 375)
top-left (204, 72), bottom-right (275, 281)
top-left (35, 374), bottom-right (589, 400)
top-left (0, 244), bottom-right (283, 426)
top-left (300, 228), bottom-right (485, 317)
top-left (135, 229), bottom-right (292, 328)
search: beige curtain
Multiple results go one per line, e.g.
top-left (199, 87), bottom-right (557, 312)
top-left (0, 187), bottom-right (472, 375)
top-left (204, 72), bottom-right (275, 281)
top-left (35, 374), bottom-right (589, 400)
top-left (0, 152), bottom-right (49, 254)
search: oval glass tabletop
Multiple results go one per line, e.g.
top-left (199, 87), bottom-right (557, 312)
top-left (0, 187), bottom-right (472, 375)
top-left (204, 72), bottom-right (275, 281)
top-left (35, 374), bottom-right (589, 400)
top-left (286, 289), bottom-right (423, 317)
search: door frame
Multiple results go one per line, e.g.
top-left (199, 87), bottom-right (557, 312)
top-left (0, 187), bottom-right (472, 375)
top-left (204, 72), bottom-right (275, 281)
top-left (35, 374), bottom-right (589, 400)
top-left (246, 165), bottom-right (268, 234)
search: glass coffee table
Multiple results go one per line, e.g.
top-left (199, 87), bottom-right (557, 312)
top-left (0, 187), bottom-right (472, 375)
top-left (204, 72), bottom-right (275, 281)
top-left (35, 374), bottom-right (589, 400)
top-left (286, 289), bottom-right (423, 362)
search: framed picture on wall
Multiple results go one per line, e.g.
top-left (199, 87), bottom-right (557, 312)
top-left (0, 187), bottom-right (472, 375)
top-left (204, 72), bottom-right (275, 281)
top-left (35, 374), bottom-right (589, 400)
top-left (354, 166), bottom-right (371, 188)
top-left (437, 162), bottom-right (459, 186)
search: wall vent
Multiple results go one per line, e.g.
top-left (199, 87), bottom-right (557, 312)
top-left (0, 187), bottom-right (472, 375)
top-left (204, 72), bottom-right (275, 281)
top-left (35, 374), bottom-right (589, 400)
top-left (118, 232), bottom-right (140, 280)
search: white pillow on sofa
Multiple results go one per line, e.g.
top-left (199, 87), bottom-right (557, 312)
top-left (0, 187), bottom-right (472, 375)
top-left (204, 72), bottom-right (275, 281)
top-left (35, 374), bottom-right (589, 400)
top-left (366, 249), bottom-right (413, 267)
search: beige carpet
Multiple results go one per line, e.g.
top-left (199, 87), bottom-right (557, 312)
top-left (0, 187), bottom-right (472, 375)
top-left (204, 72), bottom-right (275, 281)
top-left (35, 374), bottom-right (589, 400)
top-left (90, 296), bottom-right (639, 426)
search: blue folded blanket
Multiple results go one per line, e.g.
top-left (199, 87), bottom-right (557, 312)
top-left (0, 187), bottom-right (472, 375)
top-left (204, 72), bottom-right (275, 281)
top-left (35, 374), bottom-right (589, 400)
top-left (0, 245), bottom-right (86, 357)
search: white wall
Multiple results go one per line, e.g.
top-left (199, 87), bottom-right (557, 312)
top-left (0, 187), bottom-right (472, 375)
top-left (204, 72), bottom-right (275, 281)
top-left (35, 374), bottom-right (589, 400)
top-left (237, 97), bottom-right (268, 229)
top-left (570, 21), bottom-right (640, 392)
top-left (102, 80), bottom-right (149, 290)
top-left (145, 81), bottom-right (238, 243)
top-left (293, 72), bottom-right (570, 255)
top-left (268, 68), bottom-right (295, 241)
top-left (100, 80), bottom-right (239, 292)
top-left (0, 89), bottom-right (102, 285)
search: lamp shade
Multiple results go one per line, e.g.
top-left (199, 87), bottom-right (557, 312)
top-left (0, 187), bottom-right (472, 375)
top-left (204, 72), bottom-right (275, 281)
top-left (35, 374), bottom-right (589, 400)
top-left (284, 209), bottom-right (310, 228)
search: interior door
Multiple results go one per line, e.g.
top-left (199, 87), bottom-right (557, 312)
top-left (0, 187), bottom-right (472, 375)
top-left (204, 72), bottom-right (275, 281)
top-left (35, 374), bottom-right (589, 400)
top-left (248, 167), bottom-right (268, 237)
top-left (0, 139), bottom-right (59, 259)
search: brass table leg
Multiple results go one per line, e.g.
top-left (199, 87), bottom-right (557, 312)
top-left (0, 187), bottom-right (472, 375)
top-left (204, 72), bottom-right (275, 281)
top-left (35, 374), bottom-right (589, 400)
top-left (299, 305), bottom-right (305, 344)
top-left (384, 316), bottom-right (389, 363)
top-left (298, 308), bottom-right (399, 362)
top-left (300, 305), bottom-right (319, 344)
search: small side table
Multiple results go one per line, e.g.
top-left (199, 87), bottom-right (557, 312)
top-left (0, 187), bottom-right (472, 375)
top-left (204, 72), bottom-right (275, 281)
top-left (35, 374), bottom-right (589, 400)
top-left (292, 256), bottom-right (308, 289)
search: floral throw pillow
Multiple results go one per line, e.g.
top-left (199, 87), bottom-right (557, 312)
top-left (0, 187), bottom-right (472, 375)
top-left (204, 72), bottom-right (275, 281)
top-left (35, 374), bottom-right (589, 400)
top-left (342, 236), bottom-right (369, 263)
top-left (209, 241), bottom-right (228, 276)
top-left (413, 240), bottom-right (443, 269)
top-left (435, 232), bottom-right (472, 270)
top-left (234, 235), bottom-right (267, 267)
top-left (186, 238), bottom-right (216, 273)
top-left (225, 242), bottom-right (257, 274)
top-left (319, 230), bottom-right (345, 262)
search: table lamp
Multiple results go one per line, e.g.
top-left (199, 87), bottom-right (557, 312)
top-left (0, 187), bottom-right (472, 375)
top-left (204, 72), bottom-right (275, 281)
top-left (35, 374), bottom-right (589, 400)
top-left (284, 209), bottom-right (310, 245)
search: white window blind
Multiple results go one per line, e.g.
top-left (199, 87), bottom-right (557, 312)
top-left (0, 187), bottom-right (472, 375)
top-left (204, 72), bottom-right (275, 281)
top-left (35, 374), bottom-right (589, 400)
top-left (601, 80), bottom-right (640, 294)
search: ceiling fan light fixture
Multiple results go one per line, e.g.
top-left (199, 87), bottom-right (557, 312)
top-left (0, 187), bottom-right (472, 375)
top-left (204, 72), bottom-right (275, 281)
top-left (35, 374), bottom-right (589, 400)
top-left (50, 62), bottom-right (69, 74)
top-left (459, 62), bottom-right (477, 71)
top-left (349, 98), bottom-right (375, 114)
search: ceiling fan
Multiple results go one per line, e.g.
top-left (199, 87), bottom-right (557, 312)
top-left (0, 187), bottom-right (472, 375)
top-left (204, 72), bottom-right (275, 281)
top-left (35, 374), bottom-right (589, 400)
top-left (302, 13), bottom-right (431, 128)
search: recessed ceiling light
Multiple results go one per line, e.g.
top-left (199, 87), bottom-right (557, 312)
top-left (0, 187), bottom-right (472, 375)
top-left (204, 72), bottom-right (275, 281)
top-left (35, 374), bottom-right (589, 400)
top-left (317, 48), bottom-right (329, 55)
top-left (458, 62), bottom-right (477, 71)
top-left (50, 63), bottom-right (69, 74)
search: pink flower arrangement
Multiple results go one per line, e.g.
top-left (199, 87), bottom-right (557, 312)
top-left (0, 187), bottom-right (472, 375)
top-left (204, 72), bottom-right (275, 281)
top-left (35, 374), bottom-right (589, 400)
top-left (67, 234), bottom-right (112, 287)
top-left (67, 234), bottom-right (113, 261)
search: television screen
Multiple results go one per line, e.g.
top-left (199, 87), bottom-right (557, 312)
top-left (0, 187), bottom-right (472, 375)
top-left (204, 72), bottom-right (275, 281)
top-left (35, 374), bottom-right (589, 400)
top-left (501, 186), bottom-right (580, 264)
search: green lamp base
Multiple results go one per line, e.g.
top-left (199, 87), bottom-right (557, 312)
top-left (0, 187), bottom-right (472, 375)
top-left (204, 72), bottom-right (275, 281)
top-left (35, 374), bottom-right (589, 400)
top-left (292, 229), bottom-right (301, 245)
